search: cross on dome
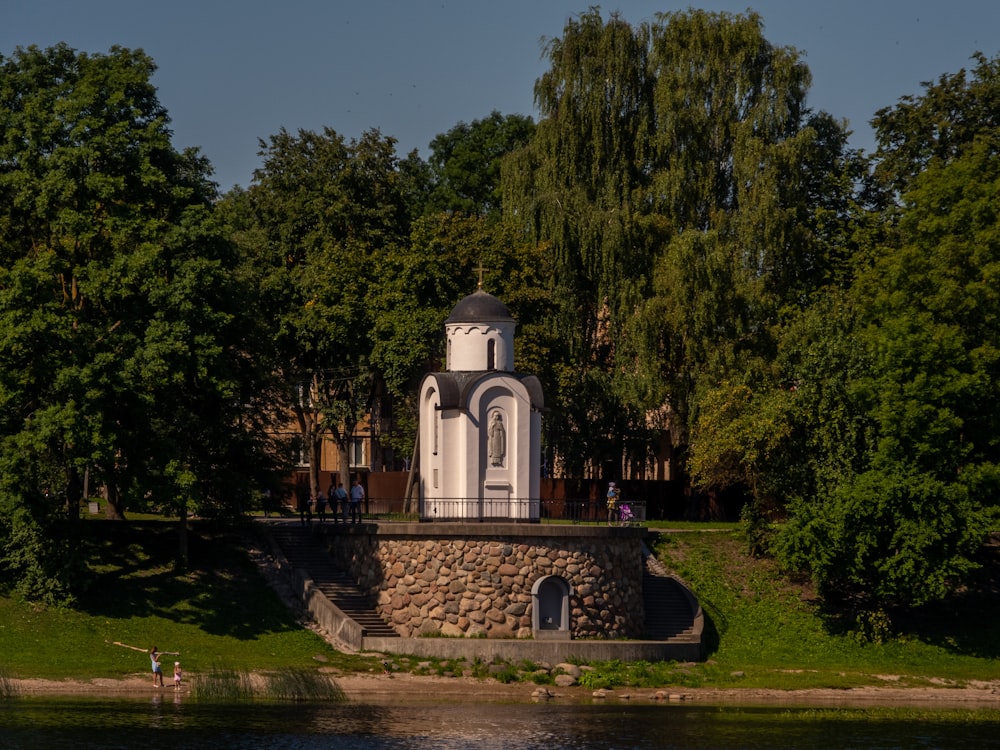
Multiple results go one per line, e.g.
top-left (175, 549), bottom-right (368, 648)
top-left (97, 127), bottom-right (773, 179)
top-left (473, 262), bottom-right (487, 290)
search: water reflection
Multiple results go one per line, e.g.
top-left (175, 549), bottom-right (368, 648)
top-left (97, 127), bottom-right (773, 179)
top-left (0, 697), bottom-right (997, 749)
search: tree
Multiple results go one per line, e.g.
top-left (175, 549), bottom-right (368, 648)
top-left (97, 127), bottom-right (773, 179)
top-left (503, 9), bottom-right (859, 479)
top-left (640, 11), bottom-right (864, 454)
top-left (503, 9), bottom-right (664, 477)
top-left (770, 81), bottom-right (1000, 612)
top-left (231, 127), bottom-right (414, 497)
top-left (871, 52), bottom-right (1000, 197)
top-left (426, 111), bottom-right (534, 219)
top-left (0, 44), bottom-right (261, 597)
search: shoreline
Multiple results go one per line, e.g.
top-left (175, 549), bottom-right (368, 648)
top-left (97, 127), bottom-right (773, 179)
top-left (7, 673), bottom-right (1000, 709)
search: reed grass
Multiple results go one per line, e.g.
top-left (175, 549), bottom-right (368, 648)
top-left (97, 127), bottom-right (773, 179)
top-left (264, 668), bottom-right (345, 701)
top-left (191, 667), bottom-right (256, 702)
top-left (191, 667), bottom-right (345, 702)
top-left (0, 667), bottom-right (20, 699)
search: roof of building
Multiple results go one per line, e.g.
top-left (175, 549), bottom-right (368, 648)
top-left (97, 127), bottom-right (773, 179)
top-left (421, 370), bottom-right (545, 410)
top-left (444, 288), bottom-right (514, 324)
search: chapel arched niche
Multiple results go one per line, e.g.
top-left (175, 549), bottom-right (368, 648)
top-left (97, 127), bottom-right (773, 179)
top-left (532, 575), bottom-right (571, 640)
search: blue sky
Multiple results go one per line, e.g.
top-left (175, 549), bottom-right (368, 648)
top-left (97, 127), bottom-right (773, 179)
top-left (5, 1), bottom-right (999, 191)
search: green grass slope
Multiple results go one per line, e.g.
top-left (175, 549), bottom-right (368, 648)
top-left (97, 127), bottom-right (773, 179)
top-left (0, 522), bottom-right (375, 680)
top-left (1, 521), bottom-right (997, 691)
top-left (643, 530), bottom-right (1000, 690)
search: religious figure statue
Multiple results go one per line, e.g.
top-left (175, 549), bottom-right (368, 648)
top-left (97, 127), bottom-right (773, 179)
top-left (488, 411), bottom-right (506, 466)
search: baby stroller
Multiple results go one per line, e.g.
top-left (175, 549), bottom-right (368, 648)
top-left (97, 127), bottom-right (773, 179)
top-left (618, 503), bottom-right (634, 526)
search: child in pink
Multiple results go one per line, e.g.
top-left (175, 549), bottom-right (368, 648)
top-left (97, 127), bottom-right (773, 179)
top-left (173, 662), bottom-right (182, 689)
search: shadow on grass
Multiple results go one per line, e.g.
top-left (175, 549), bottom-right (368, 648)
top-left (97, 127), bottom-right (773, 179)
top-left (818, 534), bottom-right (1000, 659)
top-left (76, 521), bottom-right (299, 640)
top-left (896, 534), bottom-right (1000, 659)
top-left (697, 602), bottom-right (723, 657)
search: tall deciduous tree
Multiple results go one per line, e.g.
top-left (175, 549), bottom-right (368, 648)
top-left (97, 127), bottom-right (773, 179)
top-left (503, 9), bottom-right (858, 479)
top-left (767, 54), bottom-right (1000, 613)
top-left (504, 9), bottom-right (662, 477)
top-left (426, 111), bottom-right (534, 220)
top-left (231, 127), bottom-right (413, 497)
top-left (0, 44), bottom-right (261, 597)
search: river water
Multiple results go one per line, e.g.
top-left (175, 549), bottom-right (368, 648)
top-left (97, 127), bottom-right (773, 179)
top-left (1, 696), bottom-right (997, 749)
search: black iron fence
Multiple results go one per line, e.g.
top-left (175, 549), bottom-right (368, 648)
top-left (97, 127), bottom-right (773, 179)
top-left (545, 497), bottom-right (647, 525)
top-left (316, 496), bottom-right (647, 525)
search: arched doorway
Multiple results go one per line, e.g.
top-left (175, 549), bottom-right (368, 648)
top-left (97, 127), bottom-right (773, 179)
top-left (532, 575), bottom-right (571, 640)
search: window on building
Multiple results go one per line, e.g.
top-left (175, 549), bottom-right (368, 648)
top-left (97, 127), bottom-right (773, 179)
top-left (349, 437), bottom-right (367, 468)
top-left (296, 381), bottom-right (313, 409)
top-left (291, 435), bottom-right (309, 466)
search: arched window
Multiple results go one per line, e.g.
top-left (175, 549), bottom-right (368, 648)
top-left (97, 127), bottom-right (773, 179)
top-left (487, 338), bottom-right (496, 370)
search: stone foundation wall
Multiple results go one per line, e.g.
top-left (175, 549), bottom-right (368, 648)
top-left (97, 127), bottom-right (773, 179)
top-left (320, 523), bottom-right (646, 639)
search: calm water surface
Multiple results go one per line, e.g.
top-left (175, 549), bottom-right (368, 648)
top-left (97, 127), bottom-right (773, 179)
top-left (1, 697), bottom-right (998, 749)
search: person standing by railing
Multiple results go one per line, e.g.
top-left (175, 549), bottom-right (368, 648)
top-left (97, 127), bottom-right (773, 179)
top-left (333, 482), bottom-right (348, 524)
top-left (315, 487), bottom-right (327, 523)
top-left (350, 478), bottom-right (364, 524)
top-left (606, 482), bottom-right (620, 525)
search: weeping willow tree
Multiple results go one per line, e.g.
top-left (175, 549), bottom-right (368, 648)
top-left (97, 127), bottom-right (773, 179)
top-left (503, 10), bottom-right (656, 477)
top-left (504, 8), bottom-right (859, 481)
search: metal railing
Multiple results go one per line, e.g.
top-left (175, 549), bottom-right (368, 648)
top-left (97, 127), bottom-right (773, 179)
top-left (320, 497), bottom-right (647, 525)
top-left (538, 497), bottom-right (647, 526)
top-left (420, 497), bottom-right (540, 523)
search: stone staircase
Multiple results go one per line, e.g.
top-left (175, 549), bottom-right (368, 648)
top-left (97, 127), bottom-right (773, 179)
top-left (268, 524), bottom-right (399, 638)
top-left (641, 544), bottom-right (699, 641)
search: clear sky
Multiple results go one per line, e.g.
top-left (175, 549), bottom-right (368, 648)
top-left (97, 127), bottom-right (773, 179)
top-left (5, 0), bottom-right (999, 191)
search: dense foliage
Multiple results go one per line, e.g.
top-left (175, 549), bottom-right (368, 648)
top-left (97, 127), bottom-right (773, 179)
top-left (503, 9), bottom-right (862, 478)
top-left (768, 64), bottom-right (1000, 610)
top-left (222, 127), bottom-right (416, 500)
top-left (3, 9), bottom-right (998, 621)
top-left (0, 44), bottom-right (268, 600)
top-left (499, 9), bottom-right (999, 617)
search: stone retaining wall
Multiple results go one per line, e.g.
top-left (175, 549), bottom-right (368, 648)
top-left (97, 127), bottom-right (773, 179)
top-left (319, 523), bottom-right (647, 639)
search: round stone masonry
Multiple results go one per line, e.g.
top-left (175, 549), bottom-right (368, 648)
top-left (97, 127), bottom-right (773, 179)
top-left (323, 522), bottom-right (647, 640)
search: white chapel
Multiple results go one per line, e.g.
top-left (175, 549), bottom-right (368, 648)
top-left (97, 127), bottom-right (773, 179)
top-left (418, 286), bottom-right (544, 520)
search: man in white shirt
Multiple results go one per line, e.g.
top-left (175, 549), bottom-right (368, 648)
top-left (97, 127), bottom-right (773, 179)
top-left (349, 478), bottom-right (365, 524)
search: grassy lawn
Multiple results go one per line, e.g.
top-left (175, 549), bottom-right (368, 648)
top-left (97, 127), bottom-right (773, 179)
top-left (0, 520), bottom-right (380, 681)
top-left (635, 530), bottom-right (1000, 691)
top-left (1, 519), bottom-right (997, 692)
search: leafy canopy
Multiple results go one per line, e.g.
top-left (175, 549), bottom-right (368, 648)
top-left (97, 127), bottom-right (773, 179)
top-left (0, 44), bottom-right (263, 600)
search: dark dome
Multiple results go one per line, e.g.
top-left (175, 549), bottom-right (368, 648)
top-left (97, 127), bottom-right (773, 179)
top-left (445, 288), bottom-right (514, 324)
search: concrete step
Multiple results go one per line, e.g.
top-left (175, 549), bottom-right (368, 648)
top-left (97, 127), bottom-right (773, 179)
top-left (642, 572), bottom-right (696, 639)
top-left (268, 525), bottom-right (399, 638)
top-left (642, 554), bottom-right (697, 640)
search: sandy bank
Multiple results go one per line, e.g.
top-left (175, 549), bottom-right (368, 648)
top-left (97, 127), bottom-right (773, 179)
top-left (7, 673), bottom-right (1000, 709)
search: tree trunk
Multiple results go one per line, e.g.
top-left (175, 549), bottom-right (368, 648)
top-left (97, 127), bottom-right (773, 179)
top-left (176, 506), bottom-right (188, 571)
top-left (337, 432), bottom-right (352, 491)
top-left (294, 384), bottom-right (322, 503)
top-left (308, 433), bottom-right (322, 500)
top-left (64, 464), bottom-right (82, 545)
top-left (403, 428), bottom-right (419, 514)
top-left (104, 478), bottom-right (126, 520)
